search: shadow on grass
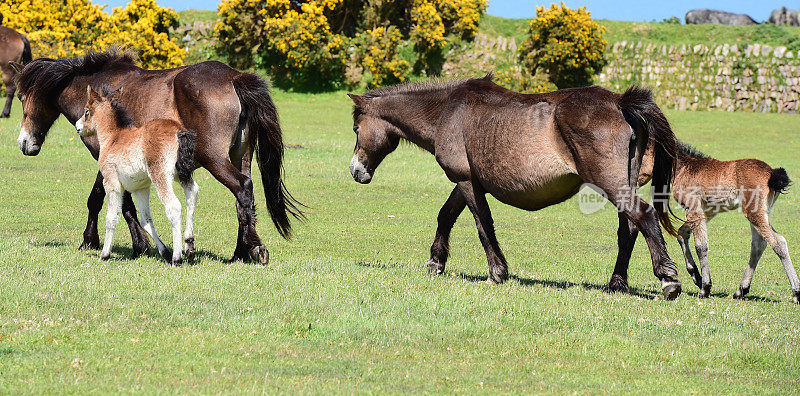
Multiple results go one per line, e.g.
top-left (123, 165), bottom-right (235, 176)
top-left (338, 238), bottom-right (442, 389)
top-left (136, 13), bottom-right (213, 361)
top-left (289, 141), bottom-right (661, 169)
top-left (455, 272), bottom-right (659, 300)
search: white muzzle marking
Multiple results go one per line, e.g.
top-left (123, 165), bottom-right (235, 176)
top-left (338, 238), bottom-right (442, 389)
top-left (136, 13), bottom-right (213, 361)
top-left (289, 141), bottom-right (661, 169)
top-left (75, 119), bottom-right (84, 135)
top-left (349, 155), bottom-right (372, 184)
top-left (17, 126), bottom-right (37, 154)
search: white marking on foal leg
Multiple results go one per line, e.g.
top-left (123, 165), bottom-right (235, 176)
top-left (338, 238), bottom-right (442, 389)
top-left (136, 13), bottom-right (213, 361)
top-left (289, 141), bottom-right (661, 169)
top-left (182, 179), bottom-right (199, 249)
top-left (101, 189), bottom-right (123, 260)
top-left (132, 188), bottom-right (168, 257)
top-left (156, 183), bottom-right (183, 265)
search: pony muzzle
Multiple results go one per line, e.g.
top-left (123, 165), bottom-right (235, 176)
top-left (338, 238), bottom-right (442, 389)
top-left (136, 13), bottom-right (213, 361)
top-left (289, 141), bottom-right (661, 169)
top-left (17, 127), bottom-right (40, 156)
top-left (349, 155), bottom-right (372, 184)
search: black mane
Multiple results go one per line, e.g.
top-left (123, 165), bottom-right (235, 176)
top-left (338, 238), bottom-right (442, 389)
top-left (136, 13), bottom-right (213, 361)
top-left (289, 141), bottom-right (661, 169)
top-left (16, 49), bottom-right (137, 99)
top-left (361, 73), bottom-right (494, 100)
top-left (98, 86), bottom-right (135, 129)
top-left (677, 140), bottom-right (709, 159)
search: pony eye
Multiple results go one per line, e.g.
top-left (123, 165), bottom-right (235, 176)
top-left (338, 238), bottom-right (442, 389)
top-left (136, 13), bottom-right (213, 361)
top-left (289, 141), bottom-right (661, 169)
top-left (353, 126), bottom-right (359, 134)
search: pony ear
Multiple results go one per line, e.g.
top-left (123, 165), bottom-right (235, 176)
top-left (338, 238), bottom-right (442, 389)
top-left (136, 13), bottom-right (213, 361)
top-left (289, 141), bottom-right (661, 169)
top-left (87, 85), bottom-right (101, 102)
top-left (9, 61), bottom-right (22, 73)
top-left (347, 93), bottom-right (366, 108)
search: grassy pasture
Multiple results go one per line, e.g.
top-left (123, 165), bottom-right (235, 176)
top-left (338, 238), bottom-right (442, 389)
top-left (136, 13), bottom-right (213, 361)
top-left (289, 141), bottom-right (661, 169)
top-left (0, 91), bottom-right (799, 393)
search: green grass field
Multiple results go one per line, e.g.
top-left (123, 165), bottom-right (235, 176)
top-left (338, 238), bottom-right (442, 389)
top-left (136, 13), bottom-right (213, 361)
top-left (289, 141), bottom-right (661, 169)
top-left (1, 91), bottom-right (799, 393)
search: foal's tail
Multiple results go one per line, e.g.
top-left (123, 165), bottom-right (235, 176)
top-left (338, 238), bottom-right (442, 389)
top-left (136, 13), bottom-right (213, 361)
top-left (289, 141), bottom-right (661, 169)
top-left (20, 35), bottom-right (32, 65)
top-left (176, 129), bottom-right (196, 185)
top-left (618, 86), bottom-right (679, 236)
top-left (769, 167), bottom-right (792, 194)
top-left (232, 72), bottom-right (303, 239)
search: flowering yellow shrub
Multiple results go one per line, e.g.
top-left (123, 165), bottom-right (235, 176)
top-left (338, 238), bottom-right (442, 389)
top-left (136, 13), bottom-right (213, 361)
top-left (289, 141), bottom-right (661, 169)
top-left (494, 70), bottom-right (557, 94)
top-left (518, 2), bottom-right (607, 88)
top-left (215, 0), bottom-right (487, 88)
top-left (102, 0), bottom-right (184, 68)
top-left (435, 0), bottom-right (487, 39)
top-left (0, 0), bottom-right (184, 68)
top-left (215, 0), bottom-right (346, 88)
top-left (355, 26), bottom-right (409, 88)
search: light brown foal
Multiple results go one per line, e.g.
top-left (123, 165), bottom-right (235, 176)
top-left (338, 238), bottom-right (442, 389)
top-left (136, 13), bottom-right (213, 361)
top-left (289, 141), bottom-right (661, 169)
top-left (640, 141), bottom-right (798, 303)
top-left (76, 86), bottom-right (199, 265)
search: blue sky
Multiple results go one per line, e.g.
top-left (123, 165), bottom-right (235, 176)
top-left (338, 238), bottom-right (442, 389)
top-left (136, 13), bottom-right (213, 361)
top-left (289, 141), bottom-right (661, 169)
top-left (103, 0), bottom-right (792, 22)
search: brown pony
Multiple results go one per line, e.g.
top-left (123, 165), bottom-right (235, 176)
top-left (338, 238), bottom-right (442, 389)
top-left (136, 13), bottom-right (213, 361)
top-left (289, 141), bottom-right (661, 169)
top-left (639, 142), bottom-right (798, 303)
top-left (347, 75), bottom-right (684, 300)
top-left (76, 86), bottom-right (198, 265)
top-left (13, 50), bottom-right (301, 263)
top-left (0, 25), bottom-right (32, 117)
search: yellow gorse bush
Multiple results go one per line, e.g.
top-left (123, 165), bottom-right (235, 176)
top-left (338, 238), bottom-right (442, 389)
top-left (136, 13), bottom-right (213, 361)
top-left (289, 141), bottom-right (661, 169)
top-left (0, 0), bottom-right (184, 69)
top-left (215, 0), bottom-right (487, 88)
top-left (355, 26), bottom-right (410, 88)
top-left (518, 2), bottom-right (607, 88)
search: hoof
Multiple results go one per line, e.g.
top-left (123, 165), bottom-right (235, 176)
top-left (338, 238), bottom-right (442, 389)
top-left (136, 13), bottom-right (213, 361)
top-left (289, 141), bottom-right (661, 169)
top-left (698, 283), bottom-right (712, 299)
top-left (0, 113), bottom-right (9, 118)
top-left (131, 240), bottom-right (151, 260)
top-left (99, 253), bottom-right (110, 261)
top-left (160, 248), bottom-right (173, 263)
top-left (426, 259), bottom-right (445, 275)
top-left (488, 265), bottom-right (509, 284)
top-left (78, 239), bottom-right (100, 251)
top-left (171, 258), bottom-right (183, 267)
top-left (661, 281), bottom-right (682, 300)
top-left (185, 238), bottom-right (196, 262)
top-left (733, 286), bottom-right (748, 300)
top-left (249, 245), bottom-right (269, 265)
top-left (793, 290), bottom-right (800, 305)
top-left (605, 274), bottom-right (629, 293)
top-left (185, 246), bottom-right (195, 262)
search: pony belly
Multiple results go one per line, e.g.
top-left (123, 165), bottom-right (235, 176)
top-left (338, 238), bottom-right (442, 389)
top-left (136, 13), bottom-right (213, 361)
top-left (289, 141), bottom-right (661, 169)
top-left (489, 173), bottom-right (584, 211)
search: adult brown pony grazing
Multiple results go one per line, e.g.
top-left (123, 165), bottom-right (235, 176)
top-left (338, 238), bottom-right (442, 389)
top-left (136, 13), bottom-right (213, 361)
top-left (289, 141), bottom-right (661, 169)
top-left (347, 75), bottom-right (684, 300)
top-left (639, 141), bottom-right (799, 303)
top-left (13, 50), bottom-right (301, 263)
top-left (0, 25), bottom-right (32, 117)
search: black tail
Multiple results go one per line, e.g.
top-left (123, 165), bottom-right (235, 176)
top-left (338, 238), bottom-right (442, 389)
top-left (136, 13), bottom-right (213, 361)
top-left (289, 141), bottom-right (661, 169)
top-left (176, 129), bottom-right (196, 185)
top-left (20, 35), bottom-right (31, 65)
top-left (769, 167), bottom-right (792, 194)
top-left (232, 73), bottom-right (303, 239)
top-left (618, 86), bottom-right (679, 236)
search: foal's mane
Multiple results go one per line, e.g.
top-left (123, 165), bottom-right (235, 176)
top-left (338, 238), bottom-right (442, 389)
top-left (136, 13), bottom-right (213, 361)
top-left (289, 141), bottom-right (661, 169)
top-left (17, 49), bottom-right (137, 99)
top-left (676, 140), bottom-right (709, 159)
top-left (97, 86), bottom-right (135, 129)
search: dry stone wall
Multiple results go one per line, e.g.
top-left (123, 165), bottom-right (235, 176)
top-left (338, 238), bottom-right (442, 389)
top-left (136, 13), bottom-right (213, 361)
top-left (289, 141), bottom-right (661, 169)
top-left (597, 41), bottom-right (800, 113)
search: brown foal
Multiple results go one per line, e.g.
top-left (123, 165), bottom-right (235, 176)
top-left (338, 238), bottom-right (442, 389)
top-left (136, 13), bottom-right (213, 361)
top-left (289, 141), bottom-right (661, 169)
top-left (640, 141), bottom-right (798, 303)
top-left (76, 86), bottom-right (198, 265)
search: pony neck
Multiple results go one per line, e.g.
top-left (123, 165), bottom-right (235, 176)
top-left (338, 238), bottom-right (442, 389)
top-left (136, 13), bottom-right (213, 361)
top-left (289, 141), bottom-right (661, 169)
top-left (368, 92), bottom-right (450, 153)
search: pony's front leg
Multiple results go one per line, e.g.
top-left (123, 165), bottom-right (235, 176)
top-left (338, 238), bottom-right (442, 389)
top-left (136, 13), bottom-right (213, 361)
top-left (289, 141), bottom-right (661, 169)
top-left (458, 180), bottom-right (509, 284)
top-left (182, 179), bottom-right (199, 261)
top-left (427, 186), bottom-right (467, 275)
top-left (100, 183), bottom-right (124, 261)
top-left (80, 171), bottom-right (105, 251)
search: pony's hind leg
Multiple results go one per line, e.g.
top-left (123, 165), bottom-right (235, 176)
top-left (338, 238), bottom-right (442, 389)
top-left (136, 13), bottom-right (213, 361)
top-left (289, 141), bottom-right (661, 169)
top-left (0, 67), bottom-right (15, 118)
top-left (734, 223), bottom-right (768, 299)
top-left (677, 222), bottom-right (702, 288)
top-left (427, 186), bottom-right (467, 275)
top-left (182, 179), bottom-right (199, 261)
top-left (459, 180), bottom-right (508, 284)
top-left (131, 188), bottom-right (171, 261)
top-left (154, 179), bottom-right (184, 266)
top-left (608, 212), bottom-right (637, 293)
top-left (749, 209), bottom-right (800, 304)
